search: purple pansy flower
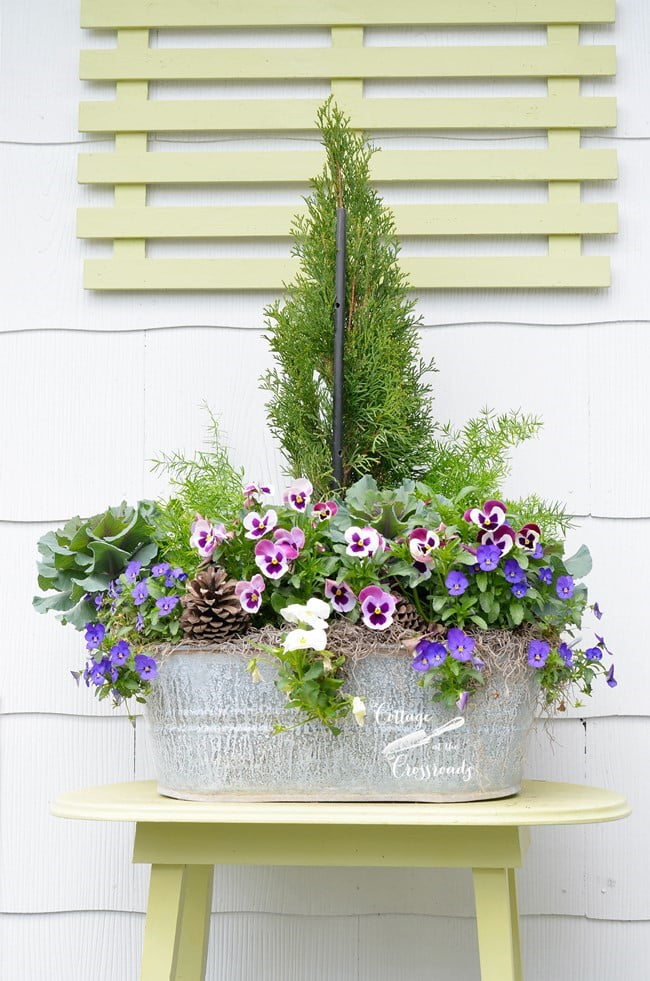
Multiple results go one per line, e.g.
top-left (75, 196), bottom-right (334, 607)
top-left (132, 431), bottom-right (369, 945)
top-left (235, 574), bottom-right (266, 613)
top-left (282, 477), bottom-right (313, 513)
top-left (109, 640), bottom-right (130, 666)
top-left (254, 539), bottom-right (290, 579)
top-left (593, 602), bottom-right (603, 620)
top-left (515, 523), bottom-right (541, 552)
top-left (324, 578), bottom-right (357, 613)
top-left (189, 516), bottom-right (228, 560)
top-left (358, 585), bottom-right (396, 631)
top-left (243, 509), bottom-right (277, 540)
top-left (558, 642), bottom-right (573, 665)
top-left (445, 570), bottom-right (469, 596)
top-left (84, 622), bottom-right (106, 651)
top-left (93, 593), bottom-right (104, 610)
top-left (556, 575), bottom-right (575, 600)
top-left (408, 528), bottom-right (440, 565)
top-left (313, 500), bottom-right (338, 521)
top-left (538, 567), bottom-right (553, 585)
top-left (595, 634), bottom-right (614, 656)
top-left (477, 544), bottom-right (501, 571)
top-left (124, 560), bottom-right (142, 583)
top-left (132, 581), bottom-right (149, 606)
top-left (87, 664), bottom-right (106, 687)
top-left (151, 562), bottom-right (171, 577)
top-left (447, 627), bottom-right (475, 662)
top-left (345, 526), bottom-right (381, 558)
top-left (504, 558), bottom-right (525, 583)
top-left (606, 664), bottom-right (618, 687)
top-left (464, 499), bottom-right (507, 531)
top-left (273, 526), bottom-right (305, 560)
top-left (165, 567), bottom-right (187, 587)
top-left (134, 654), bottom-right (158, 680)
top-left (107, 579), bottom-right (123, 599)
top-left (511, 581), bottom-right (529, 599)
top-left (135, 612), bottom-right (145, 632)
top-left (412, 640), bottom-right (447, 671)
top-left (477, 525), bottom-right (515, 557)
top-left (585, 646), bottom-right (603, 661)
top-left (528, 639), bottom-right (550, 668)
top-left (156, 595), bottom-right (180, 616)
top-left (456, 691), bottom-right (469, 712)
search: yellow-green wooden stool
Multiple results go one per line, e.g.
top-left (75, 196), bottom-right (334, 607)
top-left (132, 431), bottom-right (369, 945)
top-left (52, 779), bottom-right (630, 981)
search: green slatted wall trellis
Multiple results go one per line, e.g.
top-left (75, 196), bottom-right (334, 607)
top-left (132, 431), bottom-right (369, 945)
top-left (78, 0), bottom-right (617, 291)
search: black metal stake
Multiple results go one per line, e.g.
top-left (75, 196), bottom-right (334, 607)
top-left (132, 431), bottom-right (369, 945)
top-left (332, 207), bottom-right (346, 489)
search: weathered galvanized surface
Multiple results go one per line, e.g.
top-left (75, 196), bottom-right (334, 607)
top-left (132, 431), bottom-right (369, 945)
top-left (145, 644), bottom-right (539, 802)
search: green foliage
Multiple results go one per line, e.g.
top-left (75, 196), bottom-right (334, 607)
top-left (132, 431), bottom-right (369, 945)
top-left (33, 501), bottom-right (159, 630)
top-left (425, 407), bottom-right (542, 502)
top-left (150, 410), bottom-right (245, 573)
top-left (261, 98), bottom-right (437, 495)
top-left (249, 646), bottom-right (353, 735)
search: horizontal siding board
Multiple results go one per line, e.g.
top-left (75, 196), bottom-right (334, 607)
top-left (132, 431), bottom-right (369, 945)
top-left (80, 45), bottom-right (617, 81)
top-left (81, 1), bottom-right (616, 29)
top-left (77, 203), bottom-right (618, 238)
top-left (78, 148), bottom-right (619, 184)
top-left (84, 256), bottom-right (611, 290)
top-left (585, 718), bottom-right (650, 920)
top-left (78, 96), bottom-right (617, 133)
top-left (3, 912), bottom-right (649, 981)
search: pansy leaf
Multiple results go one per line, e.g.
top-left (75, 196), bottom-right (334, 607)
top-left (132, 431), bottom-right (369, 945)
top-left (469, 614), bottom-right (488, 629)
top-left (509, 601), bottom-right (524, 625)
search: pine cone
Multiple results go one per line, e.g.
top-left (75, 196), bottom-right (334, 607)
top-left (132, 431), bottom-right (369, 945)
top-left (180, 565), bottom-right (249, 642)
top-left (392, 592), bottom-right (429, 634)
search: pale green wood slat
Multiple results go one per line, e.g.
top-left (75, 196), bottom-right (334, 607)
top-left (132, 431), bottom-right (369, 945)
top-left (83, 256), bottom-right (610, 290)
top-left (79, 96), bottom-right (617, 133)
top-left (113, 29), bottom-right (150, 262)
top-left (77, 203), bottom-right (618, 239)
top-left (81, 0), bottom-right (615, 29)
top-left (79, 44), bottom-right (616, 81)
top-left (78, 149), bottom-right (618, 184)
top-left (547, 26), bottom-right (583, 259)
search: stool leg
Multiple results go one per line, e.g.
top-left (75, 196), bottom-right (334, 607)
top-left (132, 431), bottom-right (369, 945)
top-left (140, 864), bottom-right (187, 981)
top-left (175, 865), bottom-right (214, 981)
top-left (472, 867), bottom-right (523, 981)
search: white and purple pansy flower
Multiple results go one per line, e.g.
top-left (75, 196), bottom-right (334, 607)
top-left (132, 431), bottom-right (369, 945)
top-left (243, 482), bottom-right (273, 508)
top-left (313, 500), bottom-right (338, 522)
top-left (477, 524), bottom-right (515, 557)
top-left (235, 574), bottom-right (266, 613)
top-left (243, 509), bottom-right (277, 540)
top-left (345, 525), bottom-right (381, 558)
top-left (282, 477), bottom-right (313, 512)
top-left (189, 516), bottom-right (228, 559)
top-left (324, 578), bottom-right (357, 613)
top-left (464, 499), bottom-right (507, 531)
top-left (515, 522), bottom-right (541, 552)
top-left (254, 539), bottom-right (290, 579)
top-left (358, 585), bottom-right (396, 630)
top-left (408, 527), bottom-right (440, 565)
top-left (273, 526), bottom-right (305, 560)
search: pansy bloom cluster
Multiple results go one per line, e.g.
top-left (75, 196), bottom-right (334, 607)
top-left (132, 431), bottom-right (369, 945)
top-left (392, 498), bottom-right (617, 709)
top-left (73, 560), bottom-right (188, 708)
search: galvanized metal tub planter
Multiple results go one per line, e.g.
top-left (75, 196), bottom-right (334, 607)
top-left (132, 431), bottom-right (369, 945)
top-left (145, 628), bottom-right (539, 803)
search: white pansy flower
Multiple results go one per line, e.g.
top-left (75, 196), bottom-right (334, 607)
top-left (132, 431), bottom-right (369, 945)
top-left (352, 696), bottom-right (366, 727)
top-left (282, 628), bottom-right (328, 653)
top-left (280, 601), bottom-right (329, 631)
top-left (305, 597), bottom-right (331, 621)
